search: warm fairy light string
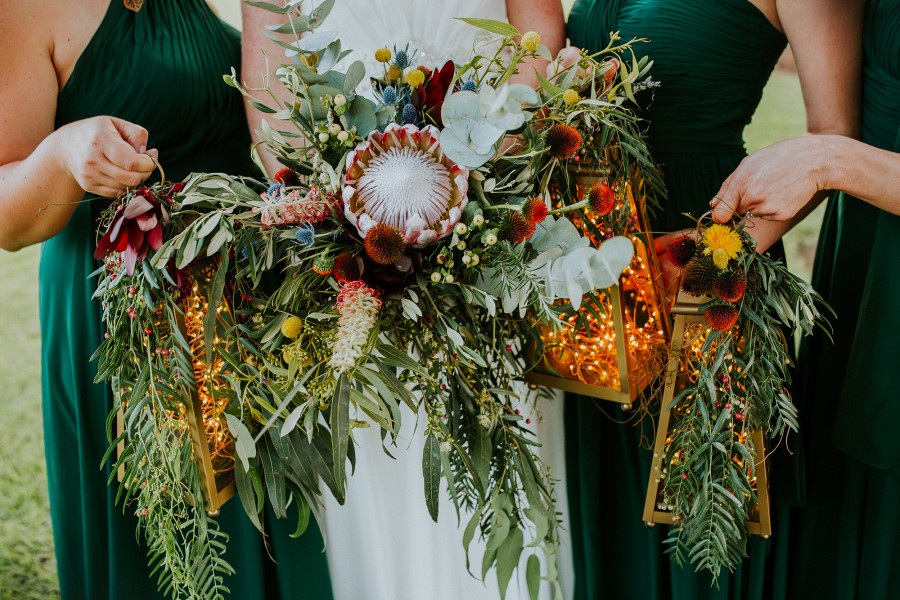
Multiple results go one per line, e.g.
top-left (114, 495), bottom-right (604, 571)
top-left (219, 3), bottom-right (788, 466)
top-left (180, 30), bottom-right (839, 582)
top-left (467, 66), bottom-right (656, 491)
top-left (183, 282), bottom-right (234, 474)
top-left (542, 184), bottom-right (667, 391)
top-left (655, 323), bottom-right (759, 514)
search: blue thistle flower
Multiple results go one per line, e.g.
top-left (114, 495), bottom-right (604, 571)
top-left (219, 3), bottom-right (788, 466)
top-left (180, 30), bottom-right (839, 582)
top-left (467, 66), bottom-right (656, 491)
top-left (382, 86), bottom-right (398, 104)
top-left (461, 80), bottom-right (478, 92)
top-left (401, 103), bottom-right (418, 124)
top-left (293, 223), bottom-right (315, 248)
top-left (266, 182), bottom-right (283, 197)
top-left (239, 246), bottom-right (249, 262)
top-left (393, 50), bottom-right (409, 69)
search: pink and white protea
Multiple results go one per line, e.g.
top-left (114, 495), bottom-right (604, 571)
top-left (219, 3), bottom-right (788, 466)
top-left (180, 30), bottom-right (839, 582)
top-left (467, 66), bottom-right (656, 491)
top-left (254, 185), bottom-right (337, 228)
top-left (343, 123), bottom-right (469, 247)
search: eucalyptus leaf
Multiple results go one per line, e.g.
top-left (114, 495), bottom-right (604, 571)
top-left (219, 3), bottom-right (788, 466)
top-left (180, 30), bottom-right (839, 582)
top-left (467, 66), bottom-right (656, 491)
top-left (226, 414), bottom-right (256, 472)
top-left (422, 434), bottom-right (441, 522)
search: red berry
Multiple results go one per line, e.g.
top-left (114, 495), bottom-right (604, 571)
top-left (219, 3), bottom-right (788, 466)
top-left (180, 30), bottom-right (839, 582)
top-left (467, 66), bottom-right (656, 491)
top-left (144, 328), bottom-right (152, 336)
top-left (161, 349), bottom-right (170, 357)
top-left (526, 418), bottom-right (532, 424)
top-left (128, 287), bottom-right (137, 296)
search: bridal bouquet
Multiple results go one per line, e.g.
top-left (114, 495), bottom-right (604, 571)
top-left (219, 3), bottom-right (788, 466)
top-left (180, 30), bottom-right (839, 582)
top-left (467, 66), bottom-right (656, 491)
top-left (92, 1), bottom-right (661, 598)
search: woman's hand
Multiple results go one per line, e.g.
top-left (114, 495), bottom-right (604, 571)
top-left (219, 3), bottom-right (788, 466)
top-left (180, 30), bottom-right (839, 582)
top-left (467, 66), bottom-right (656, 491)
top-left (653, 230), bottom-right (697, 303)
top-left (55, 116), bottom-right (158, 198)
top-left (710, 136), bottom-right (834, 223)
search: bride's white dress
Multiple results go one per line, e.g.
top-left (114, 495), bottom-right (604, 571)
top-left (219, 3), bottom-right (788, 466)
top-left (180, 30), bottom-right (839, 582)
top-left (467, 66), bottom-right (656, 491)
top-left (312, 2), bottom-right (574, 598)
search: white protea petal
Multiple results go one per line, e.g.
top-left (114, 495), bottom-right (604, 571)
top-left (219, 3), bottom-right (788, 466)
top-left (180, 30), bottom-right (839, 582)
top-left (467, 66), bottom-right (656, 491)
top-left (343, 124), bottom-right (469, 247)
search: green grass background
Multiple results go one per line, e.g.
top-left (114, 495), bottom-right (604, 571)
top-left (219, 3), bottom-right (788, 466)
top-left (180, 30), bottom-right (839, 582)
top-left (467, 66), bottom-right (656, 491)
top-left (0, 3), bottom-right (819, 597)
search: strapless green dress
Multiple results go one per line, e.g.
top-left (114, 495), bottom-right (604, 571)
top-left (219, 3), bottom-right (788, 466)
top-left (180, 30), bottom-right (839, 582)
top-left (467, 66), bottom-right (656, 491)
top-left (564, 1), bottom-right (790, 598)
top-left (39, 2), bottom-right (332, 598)
top-left (789, 0), bottom-right (900, 596)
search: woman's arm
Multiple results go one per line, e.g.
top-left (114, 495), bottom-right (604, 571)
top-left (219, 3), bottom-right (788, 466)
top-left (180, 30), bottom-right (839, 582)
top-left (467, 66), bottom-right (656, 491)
top-left (712, 134), bottom-right (900, 222)
top-left (710, 0), bottom-right (864, 253)
top-left (0, 3), bottom-right (156, 251)
top-left (240, 4), bottom-right (292, 176)
top-left (506, 0), bottom-right (565, 87)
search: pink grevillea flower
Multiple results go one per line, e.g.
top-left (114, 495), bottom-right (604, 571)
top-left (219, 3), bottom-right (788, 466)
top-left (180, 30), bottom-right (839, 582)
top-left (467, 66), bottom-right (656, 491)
top-left (254, 185), bottom-right (337, 228)
top-left (343, 123), bottom-right (469, 248)
top-left (329, 281), bottom-right (382, 373)
top-left (94, 186), bottom-right (176, 275)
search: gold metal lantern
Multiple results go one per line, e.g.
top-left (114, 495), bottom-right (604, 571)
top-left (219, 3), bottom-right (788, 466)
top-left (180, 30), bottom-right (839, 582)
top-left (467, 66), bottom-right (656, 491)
top-left (642, 292), bottom-right (772, 537)
top-left (117, 264), bottom-right (236, 517)
top-left (526, 165), bottom-right (670, 409)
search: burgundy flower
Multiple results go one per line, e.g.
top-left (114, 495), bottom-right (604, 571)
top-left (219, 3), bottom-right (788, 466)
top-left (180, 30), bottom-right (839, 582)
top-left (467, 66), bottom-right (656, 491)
top-left (358, 252), bottom-right (415, 299)
top-left (94, 187), bottom-right (171, 275)
top-left (412, 61), bottom-right (455, 128)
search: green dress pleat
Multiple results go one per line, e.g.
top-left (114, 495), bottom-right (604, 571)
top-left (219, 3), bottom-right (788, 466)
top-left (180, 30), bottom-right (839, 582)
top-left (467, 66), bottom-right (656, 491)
top-left (39, 2), bottom-right (333, 598)
top-left (788, 0), bottom-right (900, 596)
top-left (564, 1), bottom-right (790, 598)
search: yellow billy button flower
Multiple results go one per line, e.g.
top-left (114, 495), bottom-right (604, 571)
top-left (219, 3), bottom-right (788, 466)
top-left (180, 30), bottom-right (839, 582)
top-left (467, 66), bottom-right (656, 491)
top-left (387, 65), bottom-right (402, 81)
top-left (375, 47), bottom-right (392, 63)
top-left (405, 69), bottom-right (425, 88)
top-left (301, 53), bottom-right (319, 69)
top-left (563, 89), bottom-right (580, 106)
top-left (521, 31), bottom-right (541, 52)
top-left (280, 316), bottom-right (303, 340)
top-left (702, 224), bottom-right (744, 270)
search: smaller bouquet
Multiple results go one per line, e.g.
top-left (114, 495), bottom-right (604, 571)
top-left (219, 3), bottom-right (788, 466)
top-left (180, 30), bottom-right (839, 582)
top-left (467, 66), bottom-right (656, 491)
top-left (650, 218), bottom-right (830, 580)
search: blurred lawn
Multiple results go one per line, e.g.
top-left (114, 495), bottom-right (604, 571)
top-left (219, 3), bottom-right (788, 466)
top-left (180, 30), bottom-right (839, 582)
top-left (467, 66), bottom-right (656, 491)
top-left (0, 9), bottom-right (816, 594)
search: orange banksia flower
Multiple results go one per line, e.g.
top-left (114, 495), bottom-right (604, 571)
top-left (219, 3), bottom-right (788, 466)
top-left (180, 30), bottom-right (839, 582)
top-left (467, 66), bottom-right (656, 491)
top-left (274, 168), bottom-right (299, 187)
top-left (666, 236), bottom-right (698, 268)
top-left (521, 197), bottom-right (549, 225)
top-left (546, 123), bottom-right (582, 159)
top-left (364, 224), bottom-right (407, 265)
top-left (713, 270), bottom-right (748, 303)
top-left (499, 211), bottom-right (536, 244)
top-left (333, 252), bottom-right (361, 283)
top-left (681, 256), bottom-right (718, 296)
top-left (704, 303), bottom-right (740, 331)
top-left (588, 183), bottom-right (616, 217)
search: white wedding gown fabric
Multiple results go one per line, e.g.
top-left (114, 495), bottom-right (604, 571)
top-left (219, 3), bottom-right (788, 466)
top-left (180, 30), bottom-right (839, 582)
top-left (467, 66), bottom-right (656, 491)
top-left (306, 2), bottom-right (574, 598)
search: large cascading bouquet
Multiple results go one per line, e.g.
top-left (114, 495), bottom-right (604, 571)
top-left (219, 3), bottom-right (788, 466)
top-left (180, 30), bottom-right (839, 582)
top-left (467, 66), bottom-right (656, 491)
top-left (92, 1), bottom-right (662, 598)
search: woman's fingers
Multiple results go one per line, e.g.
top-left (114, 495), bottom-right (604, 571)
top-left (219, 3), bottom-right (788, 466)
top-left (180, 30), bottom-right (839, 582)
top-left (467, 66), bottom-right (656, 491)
top-left (110, 116), bottom-right (150, 154)
top-left (103, 136), bottom-right (156, 175)
top-left (98, 160), bottom-right (152, 189)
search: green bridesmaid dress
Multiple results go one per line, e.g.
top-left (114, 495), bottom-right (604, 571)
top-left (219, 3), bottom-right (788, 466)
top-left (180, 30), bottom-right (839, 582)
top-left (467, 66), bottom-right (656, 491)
top-left (564, 1), bottom-right (791, 598)
top-left (789, 0), bottom-right (900, 596)
top-left (39, 2), bottom-right (333, 598)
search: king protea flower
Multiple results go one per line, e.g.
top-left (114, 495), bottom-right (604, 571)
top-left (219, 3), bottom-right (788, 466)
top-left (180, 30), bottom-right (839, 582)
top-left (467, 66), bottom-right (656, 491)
top-left (343, 123), bottom-right (469, 247)
top-left (94, 187), bottom-right (171, 275)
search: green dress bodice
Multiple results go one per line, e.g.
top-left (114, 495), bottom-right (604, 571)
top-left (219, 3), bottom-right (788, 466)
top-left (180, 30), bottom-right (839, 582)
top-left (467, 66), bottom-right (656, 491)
top-left (563, 2), bottom-right (787, 599)
top-left (39, 2), bottom-right (332, 598)
top-left (568, 0), bottom-right (786, 229)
